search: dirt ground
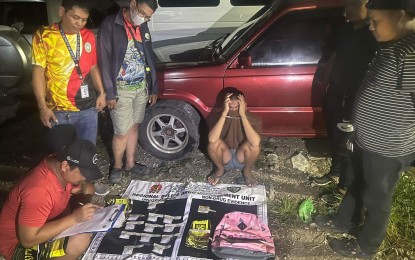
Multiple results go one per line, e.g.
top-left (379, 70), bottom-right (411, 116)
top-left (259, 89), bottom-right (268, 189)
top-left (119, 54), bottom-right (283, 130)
top-left (0, 96), bottom-right (355, 260)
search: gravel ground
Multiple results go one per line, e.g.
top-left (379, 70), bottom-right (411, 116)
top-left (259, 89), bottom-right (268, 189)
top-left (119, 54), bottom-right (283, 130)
top-left (88, 136), bottom-right (352, 260)
top-left (0, 98), bottom-right (352, 259)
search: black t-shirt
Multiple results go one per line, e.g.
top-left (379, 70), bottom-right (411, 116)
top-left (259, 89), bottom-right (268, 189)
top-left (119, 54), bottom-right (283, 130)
top-left (328, 22), bottom-right (378, 96)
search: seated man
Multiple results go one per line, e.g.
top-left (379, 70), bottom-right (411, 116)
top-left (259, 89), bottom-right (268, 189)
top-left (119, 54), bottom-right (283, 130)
top-left (0, 140), bottom-right (102, 260)
top-left (207, 89), bottom-right (261, 187)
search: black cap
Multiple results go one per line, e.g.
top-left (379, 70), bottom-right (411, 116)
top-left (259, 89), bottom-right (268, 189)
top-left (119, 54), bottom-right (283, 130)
top-left (57, 140), bottom-right (102, 180)
top-left (366, 0), bottom-right (415, 15)
top-left (46, 124), bottom-right (77, 154)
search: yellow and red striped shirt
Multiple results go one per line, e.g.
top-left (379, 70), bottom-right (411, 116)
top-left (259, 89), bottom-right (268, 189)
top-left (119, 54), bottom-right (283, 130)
top-left (32, 24), bottom-right (97, 111)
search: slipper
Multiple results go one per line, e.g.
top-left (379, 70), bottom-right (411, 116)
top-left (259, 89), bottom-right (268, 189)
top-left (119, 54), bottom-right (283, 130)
top-left (126, 163), bottom-right (148, 175)
top-left (244, 175), bottom-right (258, 187)
top-left (206, 166), bottom-right (225, 186)
top-left (328, 238), bottom-right (375, 259)
top-left (312, 215), bottom-right (350, 234)
top-left (235, 174), bottom-right (258, 187)
top-left (311, 174), bottom-right (337, 186)
top-left (234, 176), bottom-right (245, 185)
top-left (207, 174), bottom-right (222, 186)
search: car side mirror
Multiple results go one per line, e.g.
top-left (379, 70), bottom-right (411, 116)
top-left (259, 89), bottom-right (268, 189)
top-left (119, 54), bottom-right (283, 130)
top-left (238, 52), bottom-right (252, 68)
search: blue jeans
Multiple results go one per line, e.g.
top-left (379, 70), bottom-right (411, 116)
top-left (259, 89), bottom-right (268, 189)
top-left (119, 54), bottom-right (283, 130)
top-left (54, 108), bottom-right (98, 144)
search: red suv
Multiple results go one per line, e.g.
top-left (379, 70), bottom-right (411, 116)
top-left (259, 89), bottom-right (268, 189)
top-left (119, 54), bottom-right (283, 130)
top-left (139, 0), bottom-right (345, 160)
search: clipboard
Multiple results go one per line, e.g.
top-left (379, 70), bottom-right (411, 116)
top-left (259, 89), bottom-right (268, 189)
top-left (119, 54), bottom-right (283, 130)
top-left (55, 204), bottom-right (125, 239)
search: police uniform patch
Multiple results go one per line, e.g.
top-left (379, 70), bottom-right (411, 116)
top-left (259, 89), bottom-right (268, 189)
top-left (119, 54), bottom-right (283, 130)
top-left (85, 42), bottom-right (92, 53)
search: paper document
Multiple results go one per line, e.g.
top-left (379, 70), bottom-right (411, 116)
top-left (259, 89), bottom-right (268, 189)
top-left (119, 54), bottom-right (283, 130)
top-left (55, 204), bottom-right (125, 239)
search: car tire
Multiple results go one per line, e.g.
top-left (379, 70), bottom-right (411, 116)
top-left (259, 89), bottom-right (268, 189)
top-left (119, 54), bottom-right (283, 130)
top-left (139, 100), bottom-right (200, 161)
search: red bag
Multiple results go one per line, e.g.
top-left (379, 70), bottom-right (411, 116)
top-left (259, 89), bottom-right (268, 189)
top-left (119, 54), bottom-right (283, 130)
top-left (211, 211), bottom-right (275, 260)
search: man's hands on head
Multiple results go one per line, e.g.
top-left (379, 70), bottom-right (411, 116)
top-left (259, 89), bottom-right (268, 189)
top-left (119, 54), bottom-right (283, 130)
top-left (237, 94), bottom-right (247, 118)
top-left (222, 93), bottom-right (232, 115)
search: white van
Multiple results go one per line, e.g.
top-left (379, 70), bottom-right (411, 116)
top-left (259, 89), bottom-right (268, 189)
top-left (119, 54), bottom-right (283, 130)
top-left (148, 0), bottom-right (267, 47)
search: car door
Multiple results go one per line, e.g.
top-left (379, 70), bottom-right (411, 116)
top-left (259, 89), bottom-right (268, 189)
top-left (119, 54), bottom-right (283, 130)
top-left (224, 7), bottom-right (344, 137)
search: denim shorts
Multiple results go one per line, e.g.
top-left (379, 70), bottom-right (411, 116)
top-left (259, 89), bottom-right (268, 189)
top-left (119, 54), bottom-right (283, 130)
top-left (53, 107), bottom-right (98, 144)
top-left (110, 88), bottom-right (148, 135)
top-left (224, 149), bottom-right (245, 171)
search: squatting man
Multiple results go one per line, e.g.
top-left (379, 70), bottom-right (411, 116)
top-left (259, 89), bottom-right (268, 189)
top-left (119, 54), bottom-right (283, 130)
top-left (207, 89), bottom-right (261, 187)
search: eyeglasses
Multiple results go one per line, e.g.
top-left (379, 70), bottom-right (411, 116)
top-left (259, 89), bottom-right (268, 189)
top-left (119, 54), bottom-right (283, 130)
top-left (135, 8), bottom-right (152, 21)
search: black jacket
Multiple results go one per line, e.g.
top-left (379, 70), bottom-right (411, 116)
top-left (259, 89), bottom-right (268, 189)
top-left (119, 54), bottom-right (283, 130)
top-left (97, 9), bottom-right (158, 101)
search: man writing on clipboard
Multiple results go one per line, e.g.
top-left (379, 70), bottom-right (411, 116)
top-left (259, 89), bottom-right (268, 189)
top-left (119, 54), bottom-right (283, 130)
top-left (0, 139), bottom-right (103, 259)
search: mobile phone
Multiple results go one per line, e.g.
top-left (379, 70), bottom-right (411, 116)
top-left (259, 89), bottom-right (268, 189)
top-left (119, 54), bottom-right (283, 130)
top-left (50, 119), bottom-right (58, 127)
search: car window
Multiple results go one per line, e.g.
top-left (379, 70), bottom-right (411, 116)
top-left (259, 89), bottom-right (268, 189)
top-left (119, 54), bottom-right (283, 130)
top-left (220, 7), bottom-right (274, 59)
top-left (248, 8), bottom-right (344, 66)
top-left (0, 1), bottom-right (48, 34)
top-left (158, 0), bottom-right (220, 7)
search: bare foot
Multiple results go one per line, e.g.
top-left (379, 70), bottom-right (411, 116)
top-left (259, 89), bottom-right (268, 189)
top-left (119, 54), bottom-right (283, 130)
top-left (243, 172), bottom-right (257, 187)
top-left (207, 168), bottom-right (225, 186)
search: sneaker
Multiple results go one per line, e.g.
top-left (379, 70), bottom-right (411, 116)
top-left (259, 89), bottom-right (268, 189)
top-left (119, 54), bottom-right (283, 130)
top-left (126, 163), bottom-right (148, 175)
top-left (311, 174), bottom-right (338, 186)
top-left (94, 182), bottom-right (110, 196)
top-left (337, 186), bottom-right (347, 195)
top-left (109, 168), bottom-right (123, 184)
top-left (320, 192), bottom-right (343, 206)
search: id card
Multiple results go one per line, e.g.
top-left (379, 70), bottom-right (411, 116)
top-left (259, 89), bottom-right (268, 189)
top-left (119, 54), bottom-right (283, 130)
top-left (81, 84), bottom-right (89, 98)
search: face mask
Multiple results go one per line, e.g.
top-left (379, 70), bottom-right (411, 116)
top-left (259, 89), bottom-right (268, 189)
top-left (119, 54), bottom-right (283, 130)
top-left (130, 8), bottom-right (146, 26)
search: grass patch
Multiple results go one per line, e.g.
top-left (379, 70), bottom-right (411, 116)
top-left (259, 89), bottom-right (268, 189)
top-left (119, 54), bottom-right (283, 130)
top-left (268, 196), bottom-right (302, 224)
top-left (379, 171), bottom-right (415, 259)
top-left (268, 196), bottom-right (329, 225)
top-left (268, 196), bottom-right (332, 224)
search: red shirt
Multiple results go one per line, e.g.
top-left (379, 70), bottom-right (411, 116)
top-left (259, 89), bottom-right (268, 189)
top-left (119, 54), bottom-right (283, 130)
top-left (0, 159), bottom-right (73, 260)
top-left (123, 9), bottom-right (142, 42)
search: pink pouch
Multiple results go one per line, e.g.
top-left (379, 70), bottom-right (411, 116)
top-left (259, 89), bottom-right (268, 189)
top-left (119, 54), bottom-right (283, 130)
top-left (211, 211), bottom-right (275, 260)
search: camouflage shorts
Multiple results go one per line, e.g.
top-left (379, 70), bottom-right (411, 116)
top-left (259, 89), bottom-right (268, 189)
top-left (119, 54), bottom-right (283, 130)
top-left (12, 237), bottom-right (68, 260)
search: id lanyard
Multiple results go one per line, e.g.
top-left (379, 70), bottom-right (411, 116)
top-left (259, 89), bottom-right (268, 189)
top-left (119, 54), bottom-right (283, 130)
top-left (127, 25), bottom-right (151, 94)
top-left (59, 24), bottom-right (83, 81)
top-left (126, 26), bottom-right (150, 72)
